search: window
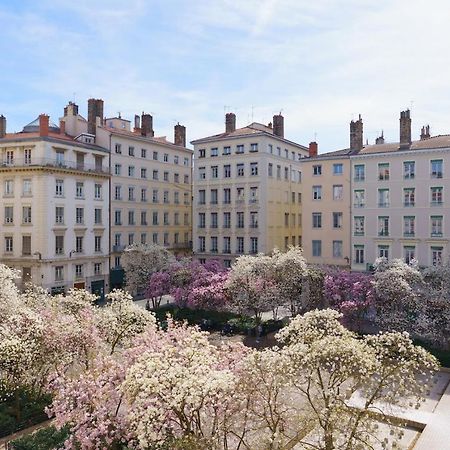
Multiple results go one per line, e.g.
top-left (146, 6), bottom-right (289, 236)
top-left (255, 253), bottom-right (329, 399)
top-left (141, 148), bottom-right (147, 158)
top-left (223, 212), bottom-right (231, 228)
top-left (141, 211), bottom-right (147, 225)
top-left (333, 241), bottom-right (343, 258)
top-left (115, 185), bottom-right (122, 200)
top-left (211, 236), bottom-right (218, 252)
top-left (268, 163), bottom-right (273, 177)
top-left (128, 166), bottom-right (135, 177)
top-left (152, 151), bottom-right (158, 161)
top-left (210, 213), bottom-right (218, 228)
top-left (174, 212), bottom-right (179, 225)
top-left (114, 256), bottom-right (121, 268)
top-left (404, 246), bottom-right (416, 264)
top-left (164, 153), bottom-right (169, 162)
top-left (268, 144), bottom-right (273, 154)
top-left (276, 165), bottom-right (281, 179)
top-left (237, 212), bottom-right (244, 228)
top-left (184, 213), bottom-right (189, 226)
top-left (198, 236), bottom-right (206, 252)
top-left (250, 187), bottom-right (258, 203)
top-left (199, 167), bottom-right (206, 180)
top-left (237, 164), bottom-right (244, 176)
top-left (250, 212), bottom-right (258, 228)
top-left (164, 171), bottom-right (169, 182)
top-left (174, 155), bottom-right (179, 165)
top-left (431, 187), bottom-right (443, 205)
top-left (312, 240), bottom-right (322, 257)
top-left (224, 165), bottom-right (231, 178)
top-left (354, 216), bottom-right (365, 236)
top-left (236, 145), bottom-right (244, 154)
top-left (333, 185), bottom-right (343, 201)
top-left (128, 146), bottom-right (135, 156)
top-left (312, 213), bottom-right (322, 228)
top-left (128, 210), bottom-right (135, 225)
top-left (128, 187), bottom-right (135, 201)
top-left (94, 262), bottom-right (102, 275)
top-left (55, 150), bottom-right (64, 165)
top-left (94, 236), bottom-right (102, 252)
top-left (184, 192), bottom-right (189, 205)
top-left (404, 188), bottom-right (415, 207)
top-left (22, 206), bottom-right (31, 224)
top-left (115, 164), bottom-right (121, 175)
top-left (4, 206), bottom-right (13, 224)
top-left (94, 208), bottom-right (102, 224)
top-left (94, 183), bottom-right (102, 199)
top-left (223, 188), bottom-right (231, 204)
top-left (199, 149), bottom-right (206, 158)
top-left (223, 237), bottom-right (231, 253)
top-left (55, 266), bottom-right (64, 281)
top-left (75, 236), bottom-right (83, 253)
top-left (333, 212), bottom-right (343, 229)
top-left (115, 143), bottom-right (122, 154)
top-left (313, 165), bottom-right (322, 175)
top-left (312, 186), bottom-right (322, 200)
top-left (164, 212), bottom-right (169, 226)
top-left (152, 170), bottom-right (158, 180)
top-left (184, 174), bottom-right (189, 184)
top-left (75, 207), bottom-right (84, 225)
top-left (198, 213), bottom-right (206, 228)
top-left (174, 173), bottom-right (179, 183)
top-left (114, 210), bottom-right (122, 225)
top-left (378, 189), bottom-right (390, 207)
top-left (141, 168), bottom-right (147, 179)
top-left (285, 213), bottom-right (290, 227)
top-left (4, 236), bottom-right (13, 253)
top-left (250, 237), bottom-right (258, 254)
top-left (164, 191), bottom-right (169, 204)
top-left (152, 212), bottom-right (158, 225)
top-left (353, 190), bottom-right (364, 208)
top-left (211, 147), bottom-right (218, 157)
top-left (141, 188), bottom-right (147, 202)
top-left (22, 179), bottom-right (32, 196)
top-left (76, 182), bottom-right (84, 198)
top-left (114, 233), bottom-right (121, 247)
top-left (24, 148), bottom-right (31, 165)
top-left (4, 180), bottom-right (14, 196)
top-left (199, 190), bottom-right (206, 205)
top-left (237, 237), bottom-right (244, 253)
top-left (210, 189), bottom-right (218, 204)
top-left (431, 247), bottom-right (443, 266)
top-left (75, 264), bottom-right (83, 279)
top-left (378, 245), bottom-right (389, 259)
top-left (403, 216), bottom-right (415, 237)
top-left (250, 143), bottom-right (258, 152)
top-left (55, 207), bottom-right (64, 224)
top-left (431, 216), bottom-right (443, 237)
top-left (354, 245), bottom-right (364, 264)
top-left (223, 146), bottom-right (231, 155)
top-left (184, 157), bottom-right (189, 166)
top-left (378, 216), bottom-right (389, 236)
top-left (153, 233), bottom-right (158, 244)
top-left (354, 164), bottom-right (365, 181)
top-left (404, 161), bottom-right (415, 179)
top-left (152, 189), bottom-right (158, 203)
top-left (431, 159), bottom-right (443, 178)
top-left (333, 163), bottom-right (343, 175)
top-left (174, 192), bottom-right (179, 204)
top-left (211, 166), bottom-right (218, 178)
top-left (378, 163), bottom-right (390, 180)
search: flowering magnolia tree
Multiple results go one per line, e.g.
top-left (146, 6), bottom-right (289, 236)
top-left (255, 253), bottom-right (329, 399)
top-left (323, 270), bottom-right (374, 331)
top-left (121, 243), bottom-right (174, 295)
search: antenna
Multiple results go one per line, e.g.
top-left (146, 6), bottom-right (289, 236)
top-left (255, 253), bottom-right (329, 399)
top-left (251, 105), bottom-right (254, 122)
top-left (314, 132), bottom-right (317, 141)
top-left (410, 100), bottom-right (414, 111)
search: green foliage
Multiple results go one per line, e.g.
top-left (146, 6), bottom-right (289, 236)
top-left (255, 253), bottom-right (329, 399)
top-left (10, 425), bottom-right (69, 450)
top-left (414, 339), bottom-right (450, 368)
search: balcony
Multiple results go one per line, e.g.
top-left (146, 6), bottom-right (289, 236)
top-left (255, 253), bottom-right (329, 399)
top-left (0, 158), bottom-right (110, 175)
top-left (404, 202), bottom-right (415, 207)
top-left (113, 244), bottom-right (126, 252)
top-left (403, 232), bottom-right (415, 238)
top-left (431, 201), bottom-right (443, 206)
top-left (378, 202), bottom-right (390, 208)
top-left (353, 203), bottom-right (365, 208)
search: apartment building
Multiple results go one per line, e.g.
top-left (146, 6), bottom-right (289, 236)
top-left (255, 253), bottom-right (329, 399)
top-left (0, 113), bottom-right (110, 297)
top-left (301, 144), bottom-right (352, 266)
top-left (351, 110), bottom-right (450, 270)
top-left (191, 113), bottom-right (308, 267)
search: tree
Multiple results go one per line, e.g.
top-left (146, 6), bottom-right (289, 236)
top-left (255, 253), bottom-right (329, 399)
top-left (187, 271), bottom-right (229, 310)
top-left (121, 243), bottom-right (174, 295)
top-left (146, 271), bottom-right (171, 309)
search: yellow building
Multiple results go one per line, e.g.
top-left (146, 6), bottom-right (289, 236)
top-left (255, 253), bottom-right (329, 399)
top-left (191, 113), bottom-right (308, 267)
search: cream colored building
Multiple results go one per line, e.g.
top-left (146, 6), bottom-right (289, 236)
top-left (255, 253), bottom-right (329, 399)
top-left (0, 113), bottom-right (110, 297)
top-left (301, 147), bottom-right (352, 266)
top-left (191, 113), bottom-right (308, 267)
top-left (351, 111), bottom-right (450, 270)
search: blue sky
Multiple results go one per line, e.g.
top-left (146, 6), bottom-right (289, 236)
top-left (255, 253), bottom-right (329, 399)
top-left (1, 0), bottom-right (450, 151)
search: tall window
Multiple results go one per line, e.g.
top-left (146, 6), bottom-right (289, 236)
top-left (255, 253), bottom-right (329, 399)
top-left (333, 163), bottom-right (343, 175)
top-left (354, 216), bottom-right (365, 236)
top-left (223, 146), bottom-right (231, 155)
top-left (55, 180), bottom-right (64, 197)
top-left (95, 208), bottom-right (102, 224)
top-left (198, 236), bottom-right (206, 252)
top-left (211, 166), bottom-right (218, 178)
top-left (224, 165), bottom-right (231, 178)
top-left (404, 188), bottom-right (415, 207)
top-left (431, 216), bottom-right (443, 237)
top-left (4, 180), bottom-right (14, 196)
top-left (332, 212), bottom-right (343, 229)
top-left (4, 206), bottom-right (13, 224)
top-left (312, 240), bottom-right (322, 257)
top-left (333, 241), bottom-right (342, 258)
top-left (115, 164), bottom-right (121, 175)
top-left (22, 179), bottom-right (32, 196)
top-left (312, 186), bottom-right (322, 200)
top-left (223, 237), bottom-right (231, 253)
top-left (404, 246), bottom-right (415, 264)
top-left (353, 190), bottom-right (365, 208)
top-left (250, 237), bottom-right (258, 254)
top-left (378, 245), bottom-right (389, 259)
top-left (403, 216), bottom-right (415, 237)
top-left (211, 237), bottom-right (218, 252)
top-left (22, 206), bottom-right (32, 224)
top-left (313, 165), bottom-right (322, 175)
top-left (431, 247), bottom-right (443, 266)
top-left (198, 213), bottom-right (206, 228)
top-left (211, 148), bottom-right (218, 157)
top-left (378, 163), bottom-right (390, 180)
top-left (94, 236), bottom-right (102, 252)
top-left (55, 206), bottom-right (64, 224)
top-left (76, 208), bottom-right (84, 225)
top-left (378, 216), bottom-right (389, 236)
top-left (431, 187), bottom-right (443, 205)
top-left (312, 213), bottom-right (322, 228)
top-left (210, 213), bottom-right (218, 228)
top-left (431, 159), bottom-right (443, 178)
top-left (237, 237), bottom-right (244, 253)
top-left (198, 190), bottom-right (206, 205)
top-left (404, 161), bottom-right (415, 179)
top-left (223, 212), bottom-right (231, 228)
top-left (4, 236), bottom-right (13, 253)
top-left (24, 149), bottom-right (32, 164)
top-left (128, 211), bottom-right (135, 225)
top-left (75, 236), bottom-right (83, 253)
top-left (237, 164), bottom-right (244, 177)
top-left (378, 189), bottom-right (390, 207)
top-left (94, 183), bottom-right (102, 199)
top-left (223, 188), bottom-right (231, 204)
top-left (210, 189), bottom-right (218, 204)
top-left (354, 245), bottom-right (364, 264)
top-left (333, 185), bottom-right (343, 200)
top-left (237, 212), bottom-right (244, 228)
top-left (354, 164), bottom-right (365, 181)
top-left (268, 163), bottom-right (273, 177)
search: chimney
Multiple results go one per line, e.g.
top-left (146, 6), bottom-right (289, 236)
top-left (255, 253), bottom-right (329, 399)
top-left (87, 98), bottom-right (104, 135)
top-left (59, 119), bottom-right (66, 135)
top-left (39, 114), bottom-right (49, 137)
top-left (350, 114), bottom-right (363, 151)
top-left (134, 114), bottom-right (141, 133)
top-left (141, 113), bottom-right (154, 137)
top-left (399, 109), bottom-right (411, 148)
top-left (308, 141), bottom-right (318, 157)
top-left (225, 113), bottom-right (236, 133)
top-left (420, 124), bottom-right (430, 140)
top-left (64, 101), bottom-right (79, 117)
top-left (0, 115), bottom-right (6, 138)
top-left (273, 114), bottom-right (284, 138)
top-left (174, 123), bottom-right (186, 147)
top-left (375, 131), bottom-right (385, 145)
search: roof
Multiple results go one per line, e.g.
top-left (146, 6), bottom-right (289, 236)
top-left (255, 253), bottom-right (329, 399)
top-left (191, 122), bottom-right (308, 150)
top-left (23, 117), bottom-right (60, 133)
top-left (358, 135), bottom-right (450, 155)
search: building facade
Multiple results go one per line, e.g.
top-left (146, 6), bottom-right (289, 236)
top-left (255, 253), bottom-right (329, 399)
top-left (191, 113), bottom-right (308, 267)
top-left (0, 113), bottom-right (110, 297)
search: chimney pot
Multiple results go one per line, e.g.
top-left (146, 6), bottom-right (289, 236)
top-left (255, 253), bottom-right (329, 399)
top-left (420, 124), bottom-right (431, 140)
top-left (350, 115), bottom-right (364, 151)
top-left (225, 113), bottom-right (236, 133)
top-left (399, 109), bottom-right (412, 148)
top-left (174, 123), bottom-right (186, 147)
top-left (134, 114), bottom-right (141, 133)
top-left (0, 115), bottom-right (6, 138)
top-left (59, 119), bottom-right (66, 135)
top-left (273, 114), bottom-right (284, 138)
top-left (308, 141), bottom-right (318, 157)
top-left (39, 114), bottom-right (49, 137)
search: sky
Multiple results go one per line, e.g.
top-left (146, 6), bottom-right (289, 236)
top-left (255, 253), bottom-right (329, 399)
top-left (1, 0), bottom-right (450, 152)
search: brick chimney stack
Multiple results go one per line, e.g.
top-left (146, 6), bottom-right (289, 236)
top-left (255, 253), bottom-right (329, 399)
top-left (350, 114), bottom-right (363, 152)
top-left (141, 113), bottom-right (154, 137)
top-left (420, 125), bottom-right (430, 140)
top-left (273, 114), bottom-right (284, 138)
top-left (59, 119), bottom-right (66, 135)
top-left (0, 115), bottom-right (6, 138)
top-left (375, 131), bottom-right (385, 145)
top-left (399, 109), bottom-right (412, 148)
top-left (134, 115), bottom-right (141, 133)
top-left (87, 98), bottom-right (104, 135)
top-left (309, 141), bottom-right (318, 157)
top-left (39, 114), bottom-right (49, 137)
top-left (225, 113), bottom-right (236, 133)
top-left (174, 123), bottom-right (186, 147)
top-left (64, 101), bottom-right (79, 117)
